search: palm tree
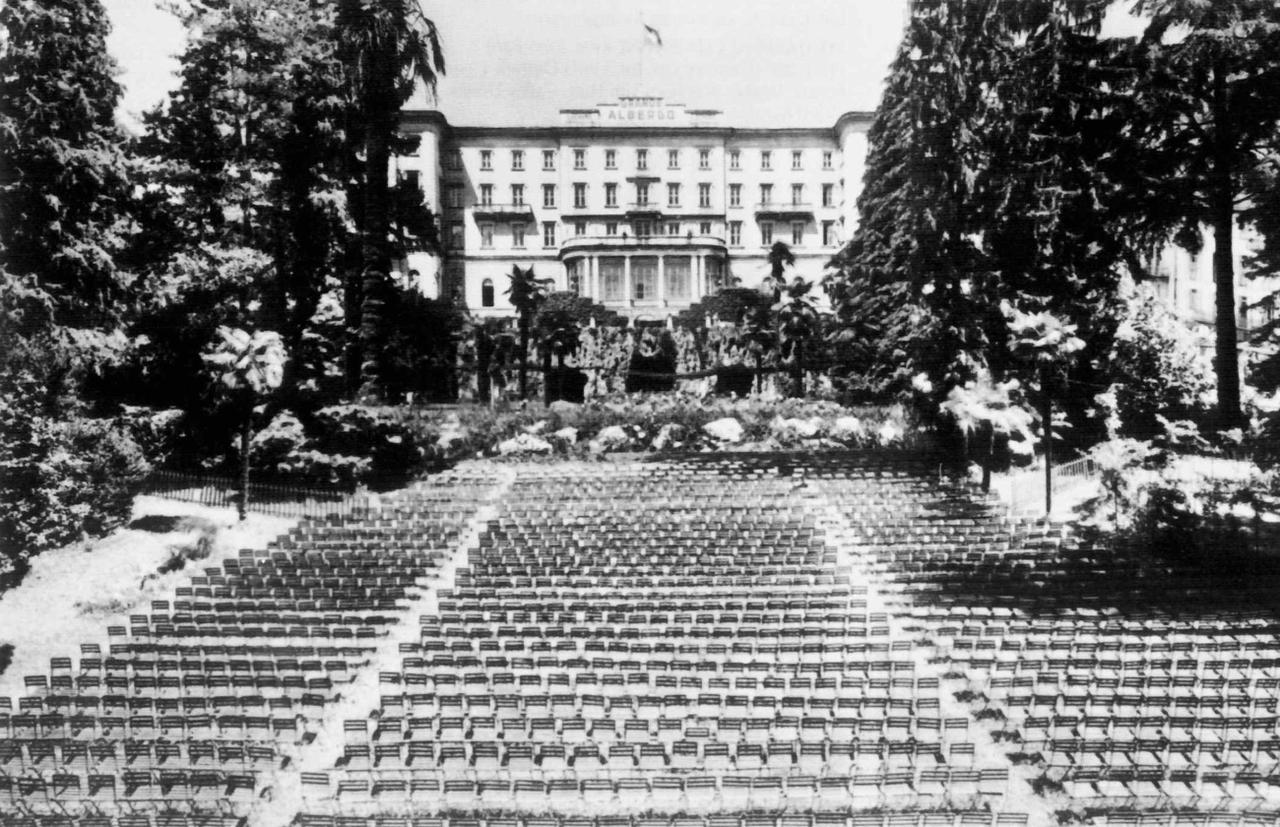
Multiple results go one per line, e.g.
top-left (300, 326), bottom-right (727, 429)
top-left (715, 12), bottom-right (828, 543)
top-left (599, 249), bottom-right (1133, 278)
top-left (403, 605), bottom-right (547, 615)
top-left (765, 240), bottom-right (795, 301)
top-left (505, 265), bottom-right (553, 399)
top-left (202, 327), bottom-right (287, 520)
top-left (335, 0), bottom-right (444, 391)
top-left (1002, 300), bottom-right (1085, 513)
top-left (773, 275), bottom-right (819, 397)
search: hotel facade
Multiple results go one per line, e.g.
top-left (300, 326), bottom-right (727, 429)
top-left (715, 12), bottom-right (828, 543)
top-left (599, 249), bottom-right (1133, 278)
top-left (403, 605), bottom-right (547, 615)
top-left (396, 97), bottom-right (872, 320)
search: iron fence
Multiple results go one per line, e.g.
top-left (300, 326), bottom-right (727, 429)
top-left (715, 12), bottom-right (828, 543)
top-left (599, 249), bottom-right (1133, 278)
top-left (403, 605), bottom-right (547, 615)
top-left (141, 470), bottom-right (363, 521)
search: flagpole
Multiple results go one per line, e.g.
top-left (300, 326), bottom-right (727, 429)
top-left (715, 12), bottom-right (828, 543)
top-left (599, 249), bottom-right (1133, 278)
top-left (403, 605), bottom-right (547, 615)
top-left (638, 9), bottom-right (646, 95)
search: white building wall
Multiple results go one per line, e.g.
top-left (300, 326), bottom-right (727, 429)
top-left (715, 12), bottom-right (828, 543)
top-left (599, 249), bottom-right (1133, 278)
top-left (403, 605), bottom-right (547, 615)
top-left (402, 100), bottom-right (872, 319)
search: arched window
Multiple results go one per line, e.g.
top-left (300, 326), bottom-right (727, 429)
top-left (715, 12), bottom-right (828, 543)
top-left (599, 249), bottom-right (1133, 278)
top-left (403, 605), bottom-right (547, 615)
top-left (481, 278), bottom-right (495, 307)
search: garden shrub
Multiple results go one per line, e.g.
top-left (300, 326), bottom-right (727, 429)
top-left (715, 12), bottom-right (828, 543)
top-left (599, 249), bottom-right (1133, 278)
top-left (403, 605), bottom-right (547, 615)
top-left (310, 404), bottom-right (427, 477)
top-left (1104, 294), bottom-right (1213, 439)
top-left (0, 408), bottom-right (149, 573)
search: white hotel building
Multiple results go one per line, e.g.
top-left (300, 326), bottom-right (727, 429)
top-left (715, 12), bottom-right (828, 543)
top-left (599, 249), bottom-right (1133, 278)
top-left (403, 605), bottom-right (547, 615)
top-left (397, 97), bottom-right (872, 320)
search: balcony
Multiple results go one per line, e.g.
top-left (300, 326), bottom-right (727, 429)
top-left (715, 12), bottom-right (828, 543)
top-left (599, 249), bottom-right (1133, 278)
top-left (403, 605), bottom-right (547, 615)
top-left (755, 202), bottom-right (815, 220)
top-left (558, 233), bottom-right (728, 258)
top-left (625, 203), bottom-right (663, 219)
top-left (472, 202), bottom-right (534, 220)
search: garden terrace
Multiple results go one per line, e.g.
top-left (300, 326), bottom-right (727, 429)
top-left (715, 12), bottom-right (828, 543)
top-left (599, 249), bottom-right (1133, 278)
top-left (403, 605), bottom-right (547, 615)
top-left (3, 454), bottom-right (1280, 827)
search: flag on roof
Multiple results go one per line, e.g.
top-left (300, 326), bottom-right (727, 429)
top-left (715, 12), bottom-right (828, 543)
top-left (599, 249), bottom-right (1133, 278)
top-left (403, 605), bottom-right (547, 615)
top-left (644, 23), bottom-right (663, 47)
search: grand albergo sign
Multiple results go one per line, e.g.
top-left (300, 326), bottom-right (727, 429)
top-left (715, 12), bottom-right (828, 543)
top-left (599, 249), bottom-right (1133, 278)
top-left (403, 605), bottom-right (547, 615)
top-left (560, 97), bottom-right (721, 128)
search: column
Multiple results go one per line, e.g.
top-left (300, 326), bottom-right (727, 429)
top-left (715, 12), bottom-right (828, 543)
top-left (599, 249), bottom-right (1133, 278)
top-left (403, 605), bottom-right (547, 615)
top-left (587, 256), bottom-right (597, 300)
top-left (657, 256), bottom-right (666, 306)
top-left (696, 254), bottom-right (705, 298)
top-left (624, 256), bottom-right (633, 307)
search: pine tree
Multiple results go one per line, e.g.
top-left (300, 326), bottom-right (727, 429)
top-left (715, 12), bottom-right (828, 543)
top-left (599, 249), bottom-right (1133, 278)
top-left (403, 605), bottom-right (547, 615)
top-left (143, 0), bottom-right (351, 394)
top-left (0, 0), bottom-right (132, 324)
top-left (1123, 0), bottom-right (1280, 427)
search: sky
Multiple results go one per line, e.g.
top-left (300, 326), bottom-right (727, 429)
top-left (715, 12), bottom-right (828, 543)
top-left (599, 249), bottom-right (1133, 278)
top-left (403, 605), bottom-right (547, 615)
top-left (102, 1), bottom-right (1148, 132)
top-left (103, 0), bottom-right (911, 130)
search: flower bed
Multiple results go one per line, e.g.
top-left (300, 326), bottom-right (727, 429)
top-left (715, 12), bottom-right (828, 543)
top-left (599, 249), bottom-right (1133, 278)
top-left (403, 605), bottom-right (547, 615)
top-left (418, 396), bottom-right (929, 462)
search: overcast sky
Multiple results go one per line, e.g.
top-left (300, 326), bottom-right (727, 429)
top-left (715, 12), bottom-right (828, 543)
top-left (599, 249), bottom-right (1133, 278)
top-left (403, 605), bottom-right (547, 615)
top-left (103, 0), bottom-right (911, 130)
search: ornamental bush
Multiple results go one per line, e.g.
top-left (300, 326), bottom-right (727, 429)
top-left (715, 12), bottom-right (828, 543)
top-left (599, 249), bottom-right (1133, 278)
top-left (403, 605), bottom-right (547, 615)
top-left (0, 407), bottom-right (149, 576)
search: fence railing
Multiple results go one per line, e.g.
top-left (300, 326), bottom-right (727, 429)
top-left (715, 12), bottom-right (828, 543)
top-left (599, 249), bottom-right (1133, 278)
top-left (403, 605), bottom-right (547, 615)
top-left (141, 470), bottom-right (364, 521)
top-left (1007, 454), bottom-right (1100, 515)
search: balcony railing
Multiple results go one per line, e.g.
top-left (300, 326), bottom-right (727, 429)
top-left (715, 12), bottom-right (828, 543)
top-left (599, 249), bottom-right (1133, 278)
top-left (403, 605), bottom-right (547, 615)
top-left (558, 234), bottom-right (729, 256)
top-left (472, 202), bottom-right (534, 219)
top-left (754, 202), bottom-right (815, 219)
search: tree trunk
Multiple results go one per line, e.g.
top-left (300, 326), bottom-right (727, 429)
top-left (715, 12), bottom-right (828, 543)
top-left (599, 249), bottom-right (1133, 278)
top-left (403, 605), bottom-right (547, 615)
top-left (1041, 365), bottom-right (1053, 517)
top-left (1211, 59), bottom-right (1243, 428)
top-left (239, 412), bottom-right (251, 523)
top-left (356, 58), bottom-right (398, 398)
top-left (518, 320), bottom-right (529, 400)
top-left (982, 426), bottom-right (993, 493)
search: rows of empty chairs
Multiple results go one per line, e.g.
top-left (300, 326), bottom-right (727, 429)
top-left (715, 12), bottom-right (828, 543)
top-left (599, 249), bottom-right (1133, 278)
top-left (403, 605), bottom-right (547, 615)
top-left (0, 471), bottom-right (501, 822)
top-left (304, 458), bottom-right (1023, 822)
top-left (817, 461), bottom-right (1280, 817)
top-left (12, 448), bottom-right (1280, 826)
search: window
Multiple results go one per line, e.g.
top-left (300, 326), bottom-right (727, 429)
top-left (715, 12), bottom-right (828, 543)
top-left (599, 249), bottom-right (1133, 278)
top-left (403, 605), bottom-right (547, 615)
top-left (512, 223), bottom-right (525, 248)
top-left (605, 183), bottom-right (618, 207)
top-left (480, 184), bottom-right (493, 206)
top-left (761, 150), bottom-right (772, 170)
top-left (760, 221), bottom-right (773, 244)
top-left (706, 258), bottom-right (725, 291)
top-left (666, 222), bottom-right (680, 236)
top-left (729, 150), bottom-right (740, 170)
top-left (574, 221), bottom-right (586, 236)
top-left (511, 149), bottom-right (524, 170)
top-left (698, 183), bottom-right (711, 208)
top-left (635, 221), bottom-right (651, 237)
top-left (573, 183), bottom-right (587, 209)
top-left (573, 148), bottom-right (586, 170)
top-left (566, 260), bottom-right (583, 295)
top-left (542, 184), bottom-right (556, 208)
top-left (446, 184), bottom-right (463, 209)
top-left (511, 184), bottom-right (525, 206)
top-left (481, 279), bottom-right (495, 307)
top-left (699, 221), bottom-right (712, 235)
top-left (606, 222), bottom-right (618, 236)
top-left (543, 221), bottom-right (556, 247)
top-left (480, 150), bottom-right (492, 170)
top-left (791, 184), bottom-right (804, 206)
top-left (448, 222), bottom-right (463, 248)
top-left (403, 170), bottom-right (421, 191)
top-left (791, 221), bottom-right (805, 245)
top-left (605, 149), bottom-right (616, 169)
top-left (760, 184), bottom-right (773, 205)
top-left (447, 150), bottom-right (462, 170)
top-left (480, 223), bottom-right (494, 248)
top-left (729, 184), bottom-right (741, 208)
top-left (698, 148), bottom-right (711, 170)
top-left (792, 150), bottom-right (803, 170)
top-left (822, 221), bottom-right (836, 246)
top-left (822, 183), bottom-right (834, 207)
top-left (633, 257), bottom-right (657, 301)
top-left (542, 149), bottom-right (555, 170)
top-left (666, 256), bottom-right (691, 300)
top-left (729, 221), bottom-right (742, 246)
top-left (601, 258), bottom-right (624, 300)
top-left (668, 148), bottom-right (680, 169)
top-left (636, 183), bottom-right (650, 206)
top-left (822, 150), bottom-right (833, 170)
top-left (667, 183), bottom-right (680, 207)
top-left (636, 148), bottom-right (648, 170)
